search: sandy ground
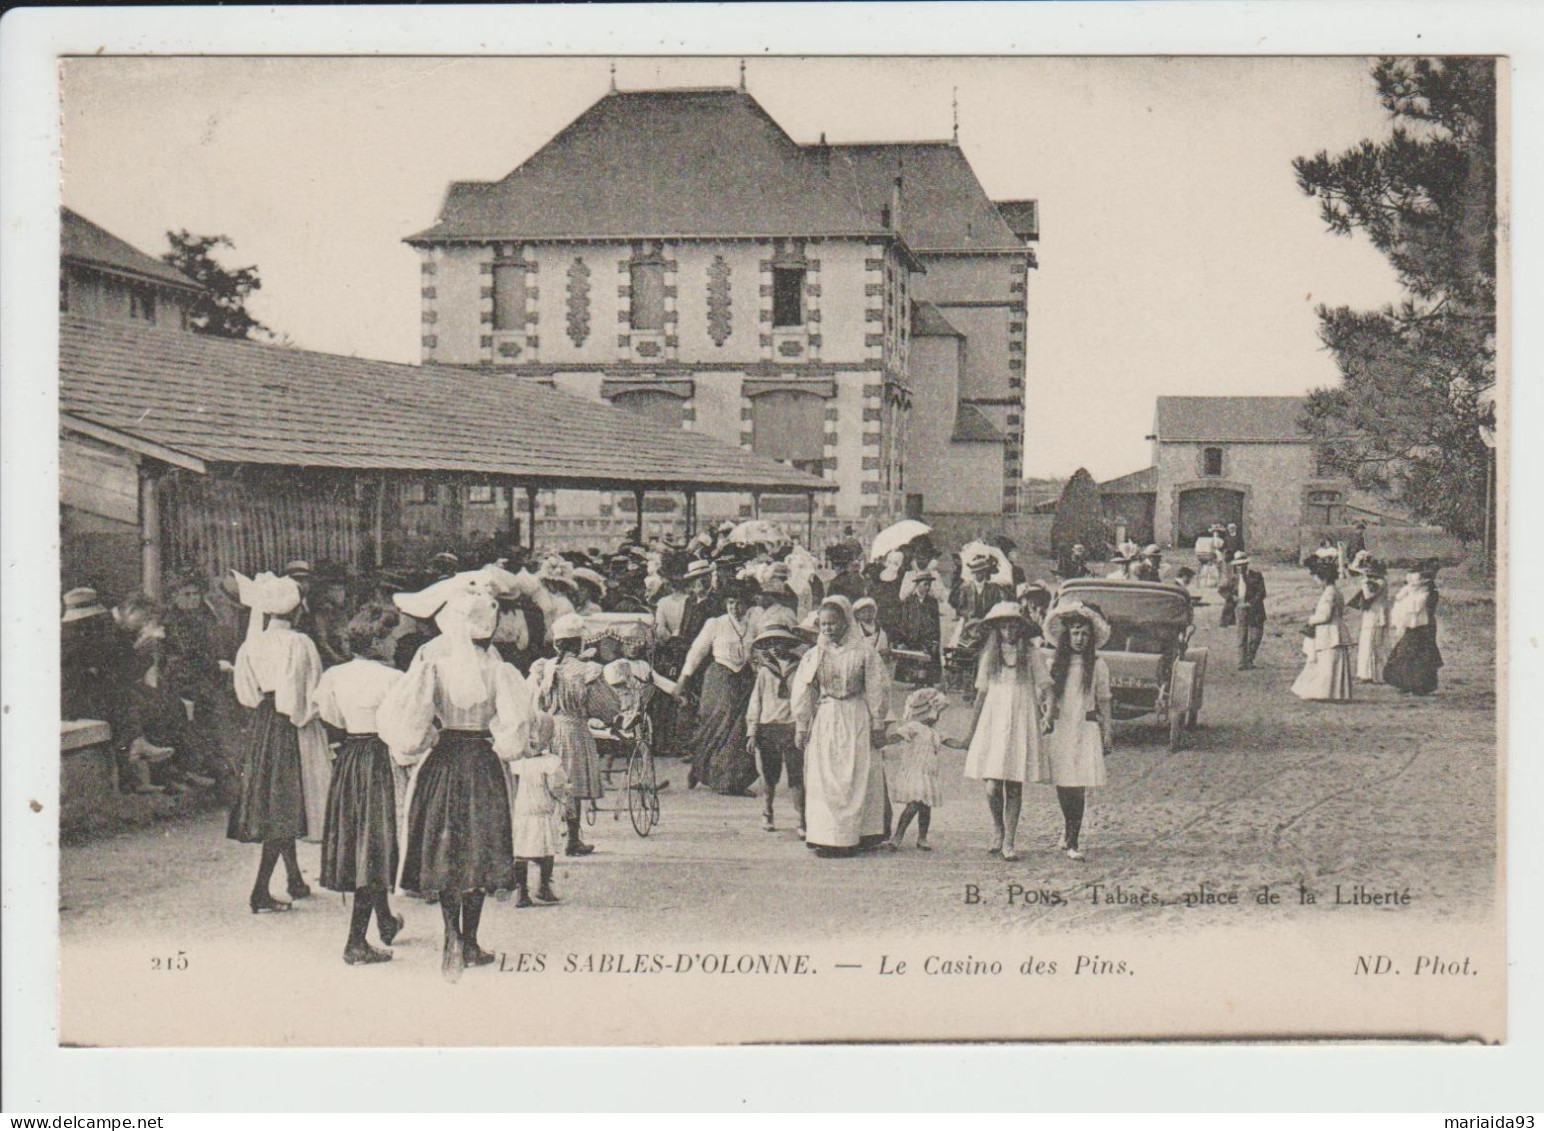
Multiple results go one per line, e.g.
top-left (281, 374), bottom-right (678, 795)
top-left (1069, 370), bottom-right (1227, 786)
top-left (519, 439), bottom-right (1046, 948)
top-left (54, 563), bottom-right (1501, 1043)
top-left (60, 562), bottom-right (1499, 938)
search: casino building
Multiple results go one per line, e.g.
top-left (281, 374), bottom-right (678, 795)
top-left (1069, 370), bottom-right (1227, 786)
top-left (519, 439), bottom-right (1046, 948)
top-left (408, 83), bottom-right (1038, 546)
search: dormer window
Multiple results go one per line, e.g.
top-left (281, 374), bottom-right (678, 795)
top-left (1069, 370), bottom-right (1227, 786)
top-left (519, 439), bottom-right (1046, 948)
top-left (1201, 446), bottom-right (1224, 477)
top-left (129, 284), bottom-right (157, 325)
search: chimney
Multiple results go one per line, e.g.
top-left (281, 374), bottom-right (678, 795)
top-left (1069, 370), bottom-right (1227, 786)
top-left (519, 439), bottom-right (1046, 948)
top-left (889, 155), bottom-right (904, 233)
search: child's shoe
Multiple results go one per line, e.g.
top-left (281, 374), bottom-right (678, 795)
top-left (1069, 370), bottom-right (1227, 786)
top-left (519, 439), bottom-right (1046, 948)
top-left (513, 885), bottom-right (534, 909)
top-left (534, 884), bottom-right (561, 905)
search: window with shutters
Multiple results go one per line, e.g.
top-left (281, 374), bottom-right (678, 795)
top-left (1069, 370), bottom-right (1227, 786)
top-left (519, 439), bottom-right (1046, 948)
top-left (629, 245), bottom-right (667, 332)
top-left (129, 285), bottom-right (157, 324)
top-left (492, 261), bottom-right (527, 331)
top-left (751, 391), bottom-right (824, 475)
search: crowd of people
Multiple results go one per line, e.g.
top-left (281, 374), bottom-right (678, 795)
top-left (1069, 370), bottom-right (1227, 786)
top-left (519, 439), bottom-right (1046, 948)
top-left (61, 514), bottom-right (1452, 981)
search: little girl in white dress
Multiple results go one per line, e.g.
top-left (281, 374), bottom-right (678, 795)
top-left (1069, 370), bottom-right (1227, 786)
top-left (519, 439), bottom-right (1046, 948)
top-left (1038, 601), bottom-right (1114, 861)
top-left (885, 687), bottom-right (950, 851)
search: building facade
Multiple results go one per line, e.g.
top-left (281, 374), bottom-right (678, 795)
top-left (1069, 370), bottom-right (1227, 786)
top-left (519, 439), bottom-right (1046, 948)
top-left (60, 207), bottom-right (200, 331)
top-left (408, 87), bottom-right (1037, 545)
top-left (1139, 396), bottom-right (1353, 555)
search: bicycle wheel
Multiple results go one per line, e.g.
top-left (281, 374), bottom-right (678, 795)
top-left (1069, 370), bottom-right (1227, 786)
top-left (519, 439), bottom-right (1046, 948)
top-left (627, 744), bottom-right (659, 837)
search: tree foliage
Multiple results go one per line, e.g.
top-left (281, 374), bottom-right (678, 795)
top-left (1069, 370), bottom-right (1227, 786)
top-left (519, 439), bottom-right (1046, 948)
top-left (1293, 57), bottom-right (1497, 541)
top-left (1050, 467), bottom-right (1106, 557)
top-left (162, 230), bottom-right (268, 339)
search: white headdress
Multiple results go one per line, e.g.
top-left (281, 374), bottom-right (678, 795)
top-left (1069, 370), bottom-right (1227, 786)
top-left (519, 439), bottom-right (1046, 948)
top-left (231, 571), bottom-right (302, 643)
top-left (393, 571), bottom-right (501, 709)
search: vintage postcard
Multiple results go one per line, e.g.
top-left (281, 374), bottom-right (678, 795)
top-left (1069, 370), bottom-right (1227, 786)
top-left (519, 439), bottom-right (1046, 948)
top-left (47, 51), bottom-right (1503, 1048)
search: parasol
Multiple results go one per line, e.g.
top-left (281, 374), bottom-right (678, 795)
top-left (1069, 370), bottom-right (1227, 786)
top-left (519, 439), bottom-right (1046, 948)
top-left (869, 519), bottom-right (933, 561)
top-left (726, 519), bottom-right (789, 547)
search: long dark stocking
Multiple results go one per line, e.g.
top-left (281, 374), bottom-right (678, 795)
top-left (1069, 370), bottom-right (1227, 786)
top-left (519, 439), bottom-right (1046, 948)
top-left (514, 861), bottom-right (529, 890)
top-left (372, 887), bottom-right (395, 931)
top-left (439, 891), bottom-right (462, 945)
top-left (277, 838), bottom-right (302, 885)
top-left (1057, 787), bottom-right (1086, 849)
top-left (538, 858), bottom-right (554, 887)
top-left (461, 890), bottom-right (486, 947)
top-left (347, 888), bottom-right (376, 947)
top-left (917, 804), bottom-right (931, 840)
top-left (892, 801), bottom-right (921, 843)
top-left (252, 840), bottom-right (281, 900)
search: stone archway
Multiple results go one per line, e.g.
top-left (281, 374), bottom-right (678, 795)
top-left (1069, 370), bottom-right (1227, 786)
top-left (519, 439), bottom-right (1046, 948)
top-left (1170, 479), bottom-right (1251, 547)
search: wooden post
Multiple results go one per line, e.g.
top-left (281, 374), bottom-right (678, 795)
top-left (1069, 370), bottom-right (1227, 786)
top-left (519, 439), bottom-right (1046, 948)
top-left (806, 491), bottom-right (815, 548)
top-left (139, 463), bottom-right (163, 599)
top-left (633, 489), bottom-right (646, 544)
top-left (526, 486), bottom-right (539, 552)
top-left (685, 490), bottom-right (697, 537)
top-left (373, 474), bottom-right (386, 568)
top-left (752, 490), bottom-right (761, 519)
top-left (505, 480), bottom-right (520, 549)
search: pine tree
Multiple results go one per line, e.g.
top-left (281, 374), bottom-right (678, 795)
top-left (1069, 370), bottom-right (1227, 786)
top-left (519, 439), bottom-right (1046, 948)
top-left (1293, 57), bottom-right (1497, 542)
top-left (1050, 468), bottom-right (1106, 558)
top-left (162, 230), bottom-right (268, 340)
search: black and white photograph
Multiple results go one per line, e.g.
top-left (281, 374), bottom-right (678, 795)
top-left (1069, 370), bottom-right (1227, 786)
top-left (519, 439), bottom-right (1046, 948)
top-left (12, 33), bottom-right (1513, 1056)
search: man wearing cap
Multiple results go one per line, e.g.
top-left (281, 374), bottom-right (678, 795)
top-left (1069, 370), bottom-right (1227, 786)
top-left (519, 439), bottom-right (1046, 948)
top-left (826, 546), bottom-right (868, 604)
top-left (1133, 544), bottom-right (1174, 583)
top-left (893, 569), bottom-right (942, 684)
top-left (1235, 550), bottom-right (1267, 670)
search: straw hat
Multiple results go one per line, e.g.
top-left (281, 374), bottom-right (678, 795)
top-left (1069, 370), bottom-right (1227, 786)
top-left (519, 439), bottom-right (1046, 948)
top-left (283, 559), bottom-right (313, 578)
top-left (572, 567), bottom-right (608, 597)
top-left (965, 551), bottom-right (995, 572)
top-left (683, 559), bottom-right (715, 581)
top-left (61, 586), bottom-right (109, 623)
top-left (1043, 600), bottom-right (1112, 649)
top-left (903, 687), bottom-right (949, 724)
top-left (550, 612), bottom-right (588, 641)
top-left (1231, 550), bottom-right (1252, 567)
top-left (980, 600), bottom-right (1024, 627)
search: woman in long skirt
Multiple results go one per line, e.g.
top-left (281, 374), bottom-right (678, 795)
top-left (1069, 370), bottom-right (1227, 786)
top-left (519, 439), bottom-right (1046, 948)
top-left (1348, 555), bottom-right (1392, 683)
top-left (957, 602), bottom-right (1049, 862)
top-left (528, 613), bottom-right (620, 856)
top-left (1038, 601), bottom-right (1113, 861)
top-left (313, 604), bottom-right (407, 965)
top-left (1292, 556), bottom-right (1354, 702)
top-left (792, 596), bottom-right (890, 857)
top-left (227, 571), bottom-right (327, 912)
top-left (1384, 562), bottom-right (1443, 695)
top-left (379, 572), bottom-right (534, 983)
top-left (680, 581), bottom-right (758, 795)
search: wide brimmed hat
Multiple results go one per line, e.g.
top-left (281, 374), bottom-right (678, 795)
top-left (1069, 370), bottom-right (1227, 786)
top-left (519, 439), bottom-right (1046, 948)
top-left (283, 559), bottom-right (313, 578)
top-left (572, 567), bottom-right (608, 596)
top-left (1141, 543), bottom-right (1162, 558)
top-left (980, 600), bottom-right (1024, 627)
top-left (1043, 600), bottom-right (1113, 649)
top-left (965, 552), bottom-right (995, 571)
top-left (1231, 550), bottom-right (1251, 566)
top-left (753, 622), bottom-right (802, 648)
top-left (683, 558), bottom-right (715, 581)
top-left (550, 611), bottom-right (588, 641)
top-left (903, 687), bottom-right (949, 723)
top-left (61, 586), bottom-right (110, 623)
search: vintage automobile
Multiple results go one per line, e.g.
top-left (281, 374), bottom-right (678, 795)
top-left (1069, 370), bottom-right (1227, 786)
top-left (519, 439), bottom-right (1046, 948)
top-left (1052, 577), bottom-right (1208, 752)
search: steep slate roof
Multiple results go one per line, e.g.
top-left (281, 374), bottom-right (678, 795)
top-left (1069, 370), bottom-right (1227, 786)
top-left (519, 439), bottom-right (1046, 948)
top-left (951, 403), bottom-right (1004, 443)
top-left (829, 142), bottom-right (1022, 252)
top-left (911, 300), bottom-right (963, 337)
top-left (1099, 466), bottom-right (1157, 494)
top-left (409, 89), bottom-right (881, 243)
top-left (1155, 396), bottom-right (1313, 443)
top-left (61, 207), bottom-right (200, 292)
top-left (59, 316), bottom-right (832, 494)
top-left (993, 199), bottom-right (1039, 242)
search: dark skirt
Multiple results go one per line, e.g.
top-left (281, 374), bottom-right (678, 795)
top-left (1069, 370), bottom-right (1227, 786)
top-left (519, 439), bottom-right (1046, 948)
top-left (399, 730), bottom-right (515, 895)
top-left (1384, 624), bottom-right (1443, 695)
top-left (320, 735), bottom-right (399, 892)
top-left (692, 662), bottom-right (757, 795)
top-left (226, 695), bottom-right (308, 843)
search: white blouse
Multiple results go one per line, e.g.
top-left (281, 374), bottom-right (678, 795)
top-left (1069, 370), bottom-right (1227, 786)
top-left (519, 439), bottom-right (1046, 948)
top-left (232, 622), bottom-right (322, 726)
top-left (791, 636), bottom-right (888, 724)
top-left (680, 613), bottom-right (752, 678)
top-left (376, 635), bottom-right (535, 766)
top-left (654, 592), bottom-right (687, 640)
top-left (312, 658), bottom-right (404, 735)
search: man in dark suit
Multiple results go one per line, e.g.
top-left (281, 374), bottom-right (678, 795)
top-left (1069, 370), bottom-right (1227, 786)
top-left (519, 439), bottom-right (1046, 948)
top-left (1236, 551), bottom-right (1267, 670)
